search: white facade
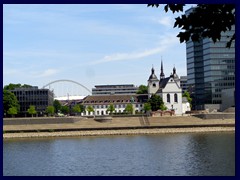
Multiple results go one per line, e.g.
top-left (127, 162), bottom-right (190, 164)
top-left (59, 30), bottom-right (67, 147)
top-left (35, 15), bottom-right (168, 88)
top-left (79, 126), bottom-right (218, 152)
top-left (81, 103), bottom-right (143, 116)
top-left (157, 77), bottom-right (183, 115)
top-left (81, 94), bottom-right (147, 116)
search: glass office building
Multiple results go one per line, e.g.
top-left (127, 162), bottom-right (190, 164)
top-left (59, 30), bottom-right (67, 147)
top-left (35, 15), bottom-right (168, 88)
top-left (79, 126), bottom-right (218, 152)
top-left (11, 86), bottom-right (54, 116)
top-left (186, 8), bottom-right (235, 110)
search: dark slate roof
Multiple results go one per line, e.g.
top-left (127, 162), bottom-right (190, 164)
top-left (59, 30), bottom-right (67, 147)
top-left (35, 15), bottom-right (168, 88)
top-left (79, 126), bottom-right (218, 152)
top-left (82, 94), bottom-right (148, 104)
top-left (159, 77), bottom-right (170, 89)
top-left (148, 73), bottom-right (158, 81)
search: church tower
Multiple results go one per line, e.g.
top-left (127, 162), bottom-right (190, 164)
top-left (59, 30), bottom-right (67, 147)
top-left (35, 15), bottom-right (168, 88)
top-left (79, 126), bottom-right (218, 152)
top-left (148, 66), bottom-right (159, 98)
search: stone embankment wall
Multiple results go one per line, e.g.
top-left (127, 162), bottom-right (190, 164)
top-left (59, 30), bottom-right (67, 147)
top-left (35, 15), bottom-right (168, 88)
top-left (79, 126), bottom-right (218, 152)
top-left (193, 113), bottom-right (235, 119)
top-left (3, 127), bottom-right (235, 139)
top-left (3, 117), bottom-right (82, 125)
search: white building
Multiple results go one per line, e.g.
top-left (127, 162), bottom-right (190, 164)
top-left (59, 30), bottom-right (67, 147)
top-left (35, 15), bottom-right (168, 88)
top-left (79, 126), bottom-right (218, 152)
top-left (148, 61), bottom-right (187, 115)
top-left (81, 94), bottom-right (148, 116)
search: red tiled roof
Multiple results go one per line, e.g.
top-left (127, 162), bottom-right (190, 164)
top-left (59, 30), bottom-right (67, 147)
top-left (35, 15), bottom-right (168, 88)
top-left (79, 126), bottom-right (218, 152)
top-left (82, 94), bottom-right (148, 104)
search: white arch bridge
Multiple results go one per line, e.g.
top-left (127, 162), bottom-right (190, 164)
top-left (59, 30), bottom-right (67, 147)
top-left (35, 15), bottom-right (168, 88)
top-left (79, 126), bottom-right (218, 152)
top-left (42, 79), bottom-right (91, 100)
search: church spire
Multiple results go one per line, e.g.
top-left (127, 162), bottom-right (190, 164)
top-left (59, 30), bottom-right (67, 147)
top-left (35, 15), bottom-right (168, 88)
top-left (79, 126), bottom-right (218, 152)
top-left (173, 65), bottom-right (176, 75)
top-left (160, 58), bottom-right (165, 80)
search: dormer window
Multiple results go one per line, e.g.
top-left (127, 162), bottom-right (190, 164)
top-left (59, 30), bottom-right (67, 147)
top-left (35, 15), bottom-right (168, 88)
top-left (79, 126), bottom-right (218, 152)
top-left (153, 83), bottom-right (156, 87)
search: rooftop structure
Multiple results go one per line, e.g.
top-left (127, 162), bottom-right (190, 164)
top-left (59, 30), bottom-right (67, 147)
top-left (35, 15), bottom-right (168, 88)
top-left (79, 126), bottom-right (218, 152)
top-left (92, 84), bottom-right (138, 96)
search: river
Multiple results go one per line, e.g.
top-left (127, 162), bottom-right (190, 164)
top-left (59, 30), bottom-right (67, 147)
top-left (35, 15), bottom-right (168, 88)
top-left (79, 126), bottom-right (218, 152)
top-left (3, 132), bottom-right (235, 176)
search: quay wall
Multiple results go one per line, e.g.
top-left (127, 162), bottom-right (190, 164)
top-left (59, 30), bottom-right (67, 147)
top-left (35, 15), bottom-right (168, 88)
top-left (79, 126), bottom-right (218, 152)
top-left (193, 113), bottom-right (235, 119)
top-left (3, 117), bottom-right (81, 125)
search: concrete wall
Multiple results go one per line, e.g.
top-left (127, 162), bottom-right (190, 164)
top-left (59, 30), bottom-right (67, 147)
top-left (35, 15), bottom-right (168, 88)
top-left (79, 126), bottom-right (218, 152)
top-left (221, 88), bottom-right (235, 112)
top-left (204, 104), bottom-right (220, 112)
top-left (3, 117), bottom-right (81, 125)
top-left (193, 113), bottom-right (235, 119)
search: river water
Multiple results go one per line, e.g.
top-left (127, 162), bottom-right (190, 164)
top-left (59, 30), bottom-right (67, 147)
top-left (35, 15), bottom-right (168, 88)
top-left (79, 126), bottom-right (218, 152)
top-left (3, 132), bottom-right (235, 176)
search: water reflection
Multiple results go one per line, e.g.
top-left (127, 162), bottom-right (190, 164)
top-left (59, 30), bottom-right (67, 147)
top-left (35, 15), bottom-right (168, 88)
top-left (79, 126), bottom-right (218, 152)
top-left (3, 132), bottom-right (235, 176)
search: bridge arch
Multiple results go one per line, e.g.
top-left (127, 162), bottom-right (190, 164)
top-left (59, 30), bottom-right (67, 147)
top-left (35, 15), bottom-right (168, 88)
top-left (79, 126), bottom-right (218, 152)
top-left (42, 79), bottom-right (91, 94)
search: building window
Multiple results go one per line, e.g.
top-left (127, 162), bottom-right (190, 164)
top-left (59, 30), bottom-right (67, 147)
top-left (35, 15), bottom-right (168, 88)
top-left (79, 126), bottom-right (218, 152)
top-left (153, 83), bottom-right (156, 87)
top-left (174, 94), bottom-right (178, 103)
top-left (167, 94), bottom-right (170, 103)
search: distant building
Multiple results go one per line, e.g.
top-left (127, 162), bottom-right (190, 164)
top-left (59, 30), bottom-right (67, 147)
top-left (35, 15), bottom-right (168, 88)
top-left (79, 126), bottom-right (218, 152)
top-left (180, 76), bottom-right (188, 93)
top-left (148, 61), bottom-right (187, 115)
top-left (185, 7), bottom-right (235, 110)
top-left (81, 94), bottom-right (148, 116)
top-left (11, 86), bottom-right (54, 116)
top-left (92, 84), bottom-right (138, 96)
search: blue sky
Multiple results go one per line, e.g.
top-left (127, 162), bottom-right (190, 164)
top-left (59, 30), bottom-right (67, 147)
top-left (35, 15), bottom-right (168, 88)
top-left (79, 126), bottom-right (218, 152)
top-left (3, 4), bottom-right (193, 96)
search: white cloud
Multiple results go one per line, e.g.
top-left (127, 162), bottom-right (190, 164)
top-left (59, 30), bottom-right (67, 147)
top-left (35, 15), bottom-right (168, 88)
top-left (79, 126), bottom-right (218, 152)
top-left (35, 69), bottom-right (59, 78)
top-left (91, 33), bottom-right (178, 65)
top-left (157, 16), bottom-right (172, 27)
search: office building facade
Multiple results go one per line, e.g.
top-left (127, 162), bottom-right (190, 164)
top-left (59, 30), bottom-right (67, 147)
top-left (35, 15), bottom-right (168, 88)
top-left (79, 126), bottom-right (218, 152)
top-left (180, 76), bottom-right (188, 93)
top-left (186, 8), bottom-right (235, 110)
top-left (92, 84), bottom-right (138, 96)
top-left (11, 86), bottom-right (54, 116)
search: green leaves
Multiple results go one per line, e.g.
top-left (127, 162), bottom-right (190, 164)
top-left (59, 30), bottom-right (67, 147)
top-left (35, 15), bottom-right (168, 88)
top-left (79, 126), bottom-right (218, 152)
top-left (3, 90), bottom-right (20, 114)
top-left (86, 106), bottom-right (94, 113)
top-left (27, 105), bottom-right (37, 117)
top-left (148, 94), bottom-right (164, 111)
top-left (7, 107), bottom-right (18, 117)
top-left (107, 104), bottom-right (115, 114)
top-left (136, 85), bottom-right (148, 94)
top-left (46, 106), bottom-right (55, 116)
top-left (143, 103), bottom-right (151, 112)
top-left (124, 104), bottom-right (134, 114)
top-left (148, 4), bottom-right (235, 48)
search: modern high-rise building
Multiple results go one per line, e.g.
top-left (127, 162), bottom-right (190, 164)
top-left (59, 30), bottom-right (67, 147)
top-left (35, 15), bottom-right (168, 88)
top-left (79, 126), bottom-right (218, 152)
top-left (186, 7), bottom-right (235, 110)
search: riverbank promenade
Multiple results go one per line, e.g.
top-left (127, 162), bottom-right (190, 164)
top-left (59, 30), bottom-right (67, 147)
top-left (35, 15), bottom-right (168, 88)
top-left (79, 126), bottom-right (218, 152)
top-left (3, 116), bottom-right (235, 139)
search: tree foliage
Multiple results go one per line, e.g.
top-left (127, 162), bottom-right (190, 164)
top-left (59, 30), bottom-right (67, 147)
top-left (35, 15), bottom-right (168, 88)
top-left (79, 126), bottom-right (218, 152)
top-left (46, 106), bottom-right (55, 116)
top-left (182, 91), bottom-right (192, 106)
top-left (3, 90), bottom-right (20, 114)
top-left (148, 94), bottom-right (164, 111)
top-left (107, 104), bottom-right (115, 114)
top-left (53, 99), bottom-right (62, 113)
top-left (79, 104), bottom-right (85, 113)
top-left (148, 4), bottom-right (235, 48)
top-left (160, 104), bottom-right (167, 111)
top-left (143, 103), bottom-right (151, 112)
top-left (86, 106), bottom-right (94, 114)
top-left (125, 104), bottom-right (134, 114)
top-left (61, 105), bottom-right (69, 114)
top-left (4, 83), bottom-right (32, 90)
top-left (136, 85), bottom-right (148, 94)
top-left (7, 107), bottom-right (18, 117)
top-left (27, 105), bottom-right (37, 117)
top-left (72, 104), bottom-right (81, 114)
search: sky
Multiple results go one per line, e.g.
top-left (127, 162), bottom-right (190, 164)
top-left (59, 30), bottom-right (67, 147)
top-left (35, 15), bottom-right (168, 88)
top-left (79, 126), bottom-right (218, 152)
top-left (3, 4), bottom-right (193, 96)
